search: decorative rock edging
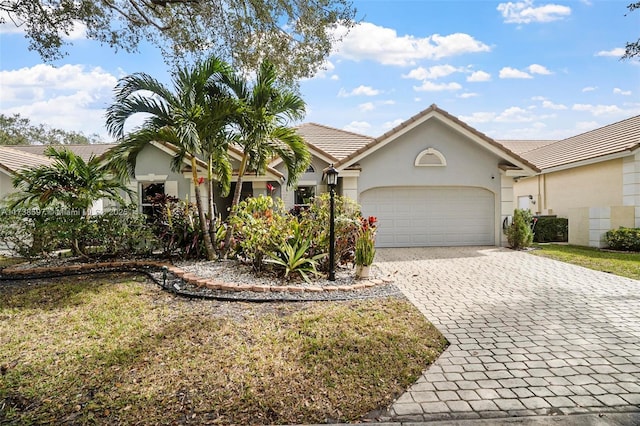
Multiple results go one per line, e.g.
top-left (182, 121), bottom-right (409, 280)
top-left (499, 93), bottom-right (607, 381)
top-left (0, 260), bottom-right (393, 294)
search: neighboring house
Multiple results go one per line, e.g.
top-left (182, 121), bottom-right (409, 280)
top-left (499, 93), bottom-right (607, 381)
top-left (0, 144), bottom-right (117, 214)
top-left (132, 105), bottom-right (538, 247)
top-left (500, 115), bottom-right (640, 247)
top-left (321, 105), bottom-right (539, 247)
top-left (0, 105), bottom-right (541, 248)
top-left (0, 145), bottom-right (54, 197)
top-left (10, 106), bottom-right (638, 249)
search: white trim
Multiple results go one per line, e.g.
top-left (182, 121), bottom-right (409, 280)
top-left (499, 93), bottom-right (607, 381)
top-left (415, 147), bottom-right (446, 167)
top-left (336, 169), bottom-right (360, 178)
top-left (137, 174), bottom-right (168, 181)
top-left (340, 110), bottom-right (538, 176)
top-left (343, 110), bottom-right (438, 167)
top-left (541, 148), bottom-right (639, 174)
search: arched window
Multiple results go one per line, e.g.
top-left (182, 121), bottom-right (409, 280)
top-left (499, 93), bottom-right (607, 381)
top-left (415, 148), bottom-right (446, 167)
top-left (305, 164), bottom-right (315, 173)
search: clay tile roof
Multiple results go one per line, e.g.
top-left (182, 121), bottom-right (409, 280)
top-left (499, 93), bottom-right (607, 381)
top-left (520, 115), bottom-right (640, 170)
top-left (336, 104), bottom-right (540, 173)
top-left (496, 140), bottom-right (557, 155)
top-left (0, 146), bottom-right (53, 173)
top-left (10, 144), bottom-right (117, 162)
top-left (295, 123), bottom-right (374, 162)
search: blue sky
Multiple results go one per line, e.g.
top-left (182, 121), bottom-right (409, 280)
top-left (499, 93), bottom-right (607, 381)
top-left (1, 0), bottom-right (639, 142)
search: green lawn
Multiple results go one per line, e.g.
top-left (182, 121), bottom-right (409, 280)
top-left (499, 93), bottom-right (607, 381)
top-left (0, 273), bottom-right (447, 425)
top-left (531, 244), bottom-right (640, 280)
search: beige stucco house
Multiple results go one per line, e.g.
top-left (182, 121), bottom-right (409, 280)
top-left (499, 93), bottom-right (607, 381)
top-left (500, 115), bottom-right (640, 247)
top-left (4, 106), bottom-right (636, 249)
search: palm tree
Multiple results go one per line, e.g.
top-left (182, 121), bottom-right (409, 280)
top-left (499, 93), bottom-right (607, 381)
top-left (9, 146), bottom-right (134, 255)
top-left (10, 146), bottom-right (132, 216)
top-left (105, 56), bottom-right (234, 260)
top-left (219, 60), bottom-right (311, 252)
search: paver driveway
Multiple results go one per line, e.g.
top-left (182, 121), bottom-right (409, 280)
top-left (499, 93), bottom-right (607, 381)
top-left (374, 247), bottom-right (640, 423)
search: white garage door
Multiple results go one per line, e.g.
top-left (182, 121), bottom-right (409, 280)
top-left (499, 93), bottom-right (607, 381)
top-left (360, 186), bottom-right (495, 247)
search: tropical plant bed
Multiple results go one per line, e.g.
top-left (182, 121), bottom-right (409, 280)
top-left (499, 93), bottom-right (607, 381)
top-left (0, 256), bottom-right (397, 302)
top-left (531, 244), bottom-right (640, 280)
top-left (0, 274), bottom-right (448, 425)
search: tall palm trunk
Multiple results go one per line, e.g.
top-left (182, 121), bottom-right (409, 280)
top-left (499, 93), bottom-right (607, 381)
top-left (191, 157), bottom-right (216, 260)
top-left (206, 156), bottom-right (217, 253)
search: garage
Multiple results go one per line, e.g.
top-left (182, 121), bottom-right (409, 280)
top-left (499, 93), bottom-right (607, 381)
top-left (360, 186), bottom-right (495, 247)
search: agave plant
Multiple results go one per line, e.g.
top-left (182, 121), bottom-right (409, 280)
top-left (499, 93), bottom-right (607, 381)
top-left (265, 239), bottom-right (325, 284)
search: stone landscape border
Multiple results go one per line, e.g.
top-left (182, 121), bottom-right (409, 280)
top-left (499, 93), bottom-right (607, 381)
top-left (0, 260), bottom-right (392, 294)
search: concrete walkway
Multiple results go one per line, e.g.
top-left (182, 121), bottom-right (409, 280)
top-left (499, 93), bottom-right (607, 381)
top-left (373, 247), bottom-right (640, 424)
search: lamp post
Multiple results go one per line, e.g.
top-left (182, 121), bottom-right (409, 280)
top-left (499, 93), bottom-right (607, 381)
top-left (325, 164), bottom-right (339, 281)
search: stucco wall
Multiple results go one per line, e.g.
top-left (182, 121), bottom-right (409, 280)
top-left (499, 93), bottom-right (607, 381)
top-left (514, 159), bottom-right (623, 217)
top-left (276, 156), bottom-right (331, 209)
top-left (0, 171), bottom-right (15, 205)
top-left (356, 118), bottom-right (506, 245)
top-left (134, 144), bottom-right (193, 202)
top-left (356, 120), bottom-right (502, 196)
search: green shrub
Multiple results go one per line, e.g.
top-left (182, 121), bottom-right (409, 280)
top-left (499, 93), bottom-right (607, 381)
top-left (265, 238), bottom-right (324, 283)
top-left (507, 209), bottom-right (533, 249)
top-left (605, 227), bottom-right (640, 251)
top-left (229, 195), bottom-right (290, 269)
top-left (84, 207), bottom-right (158, 256)
top-left (229, 194), bottom-right (364, 274)
top-left (533, 216), bottom-right (568, 243)
top-left (302, 193), bottom-right (362, 268)
top-left (0, 206), bottom-right (157, 259)
top-left (146, 195), bottom-right (214, 259)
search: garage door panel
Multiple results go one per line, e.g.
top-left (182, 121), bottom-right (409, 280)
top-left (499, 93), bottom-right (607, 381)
top-left (360, 186), bottom-right (495, 247)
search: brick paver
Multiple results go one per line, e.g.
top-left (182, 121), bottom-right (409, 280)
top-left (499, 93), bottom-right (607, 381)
top-left (375, 247), bottom-right (640, 422)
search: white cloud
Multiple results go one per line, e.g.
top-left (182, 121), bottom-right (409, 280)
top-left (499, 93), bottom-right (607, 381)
top-left (332, 22), bottom-right (490, 66)
top-left (311, 60), bottom-right (336, 79)
top-left (459, 111), bottom-right (496, 123)
top-left (458, 92), bottom-right (479, 99)
top-left (499, 67), bottom-right (533, 79)
top-left (413, 81), bottom-right (462, 92)
top-left (402, 65), bottom-right (460, 80)
top-left (497, 1), bottom-right (571, 24)
top-left (495, 106), bottom-right (539, 122)
top-left (542, 100), bottom-right (567, 110)
top-left (463, 106), bottom-right (554, 125)
top-left (338, 85), bottom-right (380, 97)
top-left (595, 48), bottom-right (625, 57)
top-left (572, 103), bottom-right (623, 115)
top-left (533, 96), bottom-right (567, 110)
top-left (467, 70), bottom-right (491, 82)
top-left (330, 75), bottom-right (340, 81)
top-left (0, 64), bottom-right (118, 138)
top-left (382, 119), bottom-right (405, 131)
top-left (575, 121), bottom-right (599, 132)
top-left (613, 88), bottom-right (631, 96)
top-left (582, 86), bottom-right (597, 92)
top-left (358, 102), bottom-right (375, 112)
top-left (528, 64), bottom-right (552, 75)
top-left (343, 121), bottom-right (372, 134)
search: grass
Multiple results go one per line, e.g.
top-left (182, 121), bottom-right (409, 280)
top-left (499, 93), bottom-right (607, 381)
top-left (0, 273), bottom-right (447, 425)
top-left (531, 244), bottom-right (640, 280)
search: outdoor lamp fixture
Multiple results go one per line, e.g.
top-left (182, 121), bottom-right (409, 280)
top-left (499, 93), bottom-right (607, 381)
top-left (325, 164), bottom-right (339, 281)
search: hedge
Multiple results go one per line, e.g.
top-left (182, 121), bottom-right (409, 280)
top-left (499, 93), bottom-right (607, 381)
top-left (605, 227), bottom-right (640, 251)
top-left (533, 216), bottom-right (568, 243)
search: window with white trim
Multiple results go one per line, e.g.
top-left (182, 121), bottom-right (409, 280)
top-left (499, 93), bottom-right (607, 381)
top-left (294, 185), bottom-right (315, 206)
top-left (415, 148), bottom-right (447, 167)
top-left (140, 182), bottom-right (165, 216)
